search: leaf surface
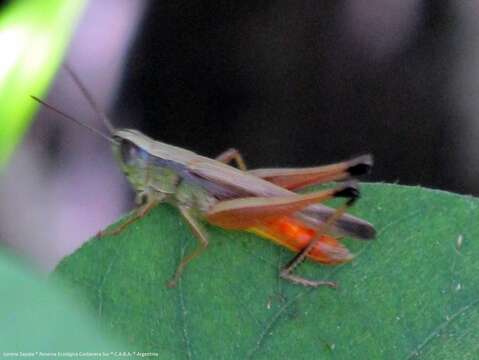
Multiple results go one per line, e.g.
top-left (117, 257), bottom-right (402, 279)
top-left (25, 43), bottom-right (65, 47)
top-left (54, 183), bottom-right (479, 359)
top-left (0, 249), bottom-right (123, 353)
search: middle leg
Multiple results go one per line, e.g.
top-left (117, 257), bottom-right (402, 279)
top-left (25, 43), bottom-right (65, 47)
top-left (167, 206), bottom-right (209, 287)
top-left (215, 148), bottom-right (247, 171)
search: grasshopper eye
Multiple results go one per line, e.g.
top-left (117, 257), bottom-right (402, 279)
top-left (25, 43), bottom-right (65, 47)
top-left (119, 139), bottom-right (141, 165)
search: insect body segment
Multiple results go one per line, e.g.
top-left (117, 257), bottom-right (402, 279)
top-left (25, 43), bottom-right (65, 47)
top-left (32, 65), bottom-right (376, 289)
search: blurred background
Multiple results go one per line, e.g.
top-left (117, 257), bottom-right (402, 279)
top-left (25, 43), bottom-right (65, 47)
top-left (0, 0), bottom-right (478, 270)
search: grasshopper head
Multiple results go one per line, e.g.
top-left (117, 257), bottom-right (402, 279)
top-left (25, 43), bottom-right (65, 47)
top-left (112, 129), bottom-right (181, 196)
top-left (112, 129), bottom-right (157, 164)
top-left (112, 130), bottom-right (148, 164)
top-left (111, 129), bottom-right (152, 191)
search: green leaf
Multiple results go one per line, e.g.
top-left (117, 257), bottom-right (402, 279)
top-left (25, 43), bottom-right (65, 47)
top-left (54, 183), bottom-right (479, 359)
top-left (0, 248), bottom-right (125, 354)
top-left (0, 0), bottom-right (86, 168)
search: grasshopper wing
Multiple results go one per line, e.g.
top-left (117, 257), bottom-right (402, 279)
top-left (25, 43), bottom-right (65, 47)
top-left (298, 205), bottom-right (375, 240)
top-left (187, 159), bottom-right (375, 240)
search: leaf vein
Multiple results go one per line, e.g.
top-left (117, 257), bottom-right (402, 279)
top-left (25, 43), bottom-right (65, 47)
top-left (246, 287), bottom-right (315, 359)
top-left (405, 296), bottom-right (479, 359)
top-left (97, 252), bottom-right (118, 317)
top-left (178, 241), bottom-right (193, 360)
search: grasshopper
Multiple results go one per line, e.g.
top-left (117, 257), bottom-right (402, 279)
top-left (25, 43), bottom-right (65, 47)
top-left (32, 66), bottom-right (375, 288)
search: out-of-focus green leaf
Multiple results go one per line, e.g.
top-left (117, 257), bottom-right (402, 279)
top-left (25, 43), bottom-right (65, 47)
top-left (0, 248), bottom-right (126, 354)
top-left (0, 0), bottom-right (86, 168)
top-left (54, 183), bottom-right (479, 359)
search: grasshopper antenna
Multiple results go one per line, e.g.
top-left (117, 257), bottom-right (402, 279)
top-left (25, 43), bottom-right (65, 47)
top-left (31, 95), bottom-right (118, 145)
top-left (63, 63), bottom-right (116, 134)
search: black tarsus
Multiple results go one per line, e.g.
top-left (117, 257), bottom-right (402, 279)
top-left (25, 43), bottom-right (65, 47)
top-left (347, 154), bottom-right (373, 177)
top-left (334, 185), bottom-right (360, 201)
